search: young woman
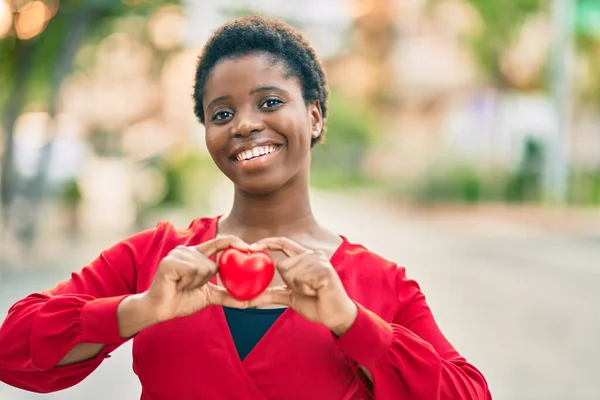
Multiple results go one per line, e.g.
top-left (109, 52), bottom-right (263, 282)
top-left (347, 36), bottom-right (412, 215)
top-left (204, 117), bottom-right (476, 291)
top-left (0, 16), bottom-right (491, 400)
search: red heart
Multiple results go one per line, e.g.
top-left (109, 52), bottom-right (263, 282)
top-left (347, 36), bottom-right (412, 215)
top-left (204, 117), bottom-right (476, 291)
top-left (218, 247), bottom-right (275, 301)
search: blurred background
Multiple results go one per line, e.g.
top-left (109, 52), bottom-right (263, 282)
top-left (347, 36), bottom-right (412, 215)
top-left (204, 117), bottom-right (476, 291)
top-left (0, 0), bottom-right (599, 399)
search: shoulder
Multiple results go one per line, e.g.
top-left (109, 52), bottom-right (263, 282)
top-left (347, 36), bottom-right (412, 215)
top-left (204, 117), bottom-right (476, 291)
top-left (337, 238), bottom-right (423, 318)
top-left (158, 216), bottom-right (217, 244)
top-left (112, 216), bottom-right (218, 261)
top-left (337, 238), bottom-right (400, 276)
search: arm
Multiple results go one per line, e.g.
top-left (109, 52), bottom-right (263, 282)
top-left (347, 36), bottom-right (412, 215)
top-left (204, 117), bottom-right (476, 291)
top-left (57, 293), bottom-right (160, 366)
top-left (0, 226), bottom-right (161, 393)
top-left (336, 267), bottom-right (492, 400)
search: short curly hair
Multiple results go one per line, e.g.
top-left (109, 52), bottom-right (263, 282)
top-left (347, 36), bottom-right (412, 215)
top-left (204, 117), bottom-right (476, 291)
top-left (192, 15), bottom-right (329, 146)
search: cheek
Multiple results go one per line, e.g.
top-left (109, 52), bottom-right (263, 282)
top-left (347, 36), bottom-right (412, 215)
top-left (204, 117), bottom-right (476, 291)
top-left (205, 126), bottom-right (222, 148)
top-left (204, 130), bottom-right (227, 163)
top-left (292, 124), bottom-right (313, 160)
top-left (272, 112), bottom-right (312, 153)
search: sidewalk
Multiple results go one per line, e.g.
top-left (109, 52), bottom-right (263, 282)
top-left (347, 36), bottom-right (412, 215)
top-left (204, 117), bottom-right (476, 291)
top-left (1, 188), bottom-right (599, 399)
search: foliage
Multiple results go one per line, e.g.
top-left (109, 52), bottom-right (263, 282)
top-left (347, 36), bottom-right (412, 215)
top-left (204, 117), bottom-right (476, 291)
top-left (505, 137), bottom-right (545, 202)
top-left (409, 164), bottom-right (485, 204)
top-left (310, 88), bottom-right (375, 189)
top-left (1, 0), bottom-right (178, 113)
top-left (406, 137), bottom-right (543, 204)
top-left (405, 136), bottom-right (600, 206)
top-left (58, 178), bottom-right (83, 206)
top-left (156, 152), bottom-right (221, 210)
top-left (432, 0), bottom-right (600, 105)
top-left (310, 168), bottom-right (379, 192)
top-left (569, 169), bottom-right (600, 205)
top-left (0, 0), bottom-right (180, 241)
top-left (575, 1), bottom-right (600, 105)
top-left (433, 0), bottom-right (545, 87)
top-left (218, 5), bottom-right (305, 30)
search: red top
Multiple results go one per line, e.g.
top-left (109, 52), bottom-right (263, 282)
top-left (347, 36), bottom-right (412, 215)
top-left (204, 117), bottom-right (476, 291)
top-left (0, 217), bottom-right (491, 399)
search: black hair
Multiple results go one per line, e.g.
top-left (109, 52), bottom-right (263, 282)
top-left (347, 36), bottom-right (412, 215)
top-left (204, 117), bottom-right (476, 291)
top-left (192, 15), bottom-right (329, 146)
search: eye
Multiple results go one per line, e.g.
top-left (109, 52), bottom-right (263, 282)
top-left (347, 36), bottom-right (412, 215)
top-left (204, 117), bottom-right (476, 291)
top-left (260, 98), bottom-right (284, 109)
top-left (211, 110), bottom-right (233, 123)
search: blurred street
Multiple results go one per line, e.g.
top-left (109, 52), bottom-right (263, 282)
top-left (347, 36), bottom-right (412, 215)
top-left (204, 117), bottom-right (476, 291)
top-left (2, 1), bottom-right (600, 399)
top-left (1, 190), bottom-right (599, 400)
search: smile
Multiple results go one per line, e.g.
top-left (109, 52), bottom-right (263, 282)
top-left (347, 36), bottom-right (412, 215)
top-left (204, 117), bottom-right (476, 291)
top-left (233, 145), bottom-right (282, 162)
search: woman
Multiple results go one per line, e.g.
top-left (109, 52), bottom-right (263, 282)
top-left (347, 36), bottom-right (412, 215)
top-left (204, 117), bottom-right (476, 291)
top-left (0, 16), bottom-right (491, 400)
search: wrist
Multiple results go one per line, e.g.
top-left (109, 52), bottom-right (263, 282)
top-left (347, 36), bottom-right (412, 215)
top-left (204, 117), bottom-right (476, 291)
top-left (136, 292), bottom-right (164, 322)
top-left (117, 293), bottom-right (162, 338)
top-left (329, 301), bottom-right (358, 337)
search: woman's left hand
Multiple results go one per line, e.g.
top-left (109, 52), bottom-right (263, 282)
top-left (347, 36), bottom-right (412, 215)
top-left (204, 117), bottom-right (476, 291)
top-left (248, 237), bottom-right (358, 336)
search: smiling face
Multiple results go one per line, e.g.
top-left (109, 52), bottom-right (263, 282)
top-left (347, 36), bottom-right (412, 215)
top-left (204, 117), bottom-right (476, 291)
top-left (203, 53), bottom-right (323, 195)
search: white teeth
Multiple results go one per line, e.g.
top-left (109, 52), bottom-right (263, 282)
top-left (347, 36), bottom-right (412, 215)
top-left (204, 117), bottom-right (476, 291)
top-left (235, 145), bottom-right (279, 161)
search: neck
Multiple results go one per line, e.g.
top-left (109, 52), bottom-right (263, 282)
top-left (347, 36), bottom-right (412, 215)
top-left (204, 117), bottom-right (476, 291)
top-left (221, 176), bottom-right (318, 240)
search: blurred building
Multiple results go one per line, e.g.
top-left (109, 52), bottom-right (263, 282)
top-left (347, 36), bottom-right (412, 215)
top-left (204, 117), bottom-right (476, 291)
top-left (2, 0), bottom-right (599, 241)
top-left (183, 0), bottom-right (600, 184)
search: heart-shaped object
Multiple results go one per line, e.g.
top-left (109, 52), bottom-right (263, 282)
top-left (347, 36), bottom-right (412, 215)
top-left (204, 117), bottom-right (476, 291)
top-left (218, 247), bottom-right (275, 301)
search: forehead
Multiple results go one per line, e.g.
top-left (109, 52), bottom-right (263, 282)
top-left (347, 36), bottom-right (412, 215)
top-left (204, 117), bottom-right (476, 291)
top-left (203, 53), bottom-right (302, 100)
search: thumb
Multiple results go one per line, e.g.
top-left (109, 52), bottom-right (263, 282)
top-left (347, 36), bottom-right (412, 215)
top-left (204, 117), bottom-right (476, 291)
top-left (248, 286), bottom-right (292, 308)
top-left (207, 283), bottom-right (249, 309)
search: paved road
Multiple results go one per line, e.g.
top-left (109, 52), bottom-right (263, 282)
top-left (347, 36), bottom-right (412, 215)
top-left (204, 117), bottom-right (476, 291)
top-left (1, 190), bottom-right (599, 399)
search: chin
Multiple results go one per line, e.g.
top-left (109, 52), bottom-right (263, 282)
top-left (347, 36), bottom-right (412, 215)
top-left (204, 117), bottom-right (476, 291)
top-left (234, 176), bottom-right (286, 196)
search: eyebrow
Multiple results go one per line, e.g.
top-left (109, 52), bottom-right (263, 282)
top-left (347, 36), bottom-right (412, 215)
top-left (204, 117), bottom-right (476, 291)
top-left (206, 95), bottom-right (231, 111)
top-left (205, 86), bottom-right (286, 111)
top-left (249, 86), bottom-right (283, 95)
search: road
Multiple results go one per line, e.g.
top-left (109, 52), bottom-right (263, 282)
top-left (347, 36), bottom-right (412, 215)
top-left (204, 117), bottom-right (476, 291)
top-left (1, 190), bottom-right (599, 400)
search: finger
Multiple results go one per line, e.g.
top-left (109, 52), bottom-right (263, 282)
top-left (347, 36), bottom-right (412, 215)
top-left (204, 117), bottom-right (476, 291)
top-left (278, 252), bottom-right (314, 272)
top-left (167, 245), bottom-right (199, 263)
top-left (207, 284), bottom-right (249, 309)
top-left (294, 266), bottom-right (331, 296)
top-left (195, 257), bottom-right (219, 283)
top-left (168, 251), bottom-right (216, 290)
top-left (291, 263), bottom-right (326, 296)
top-left (177, 246), bottom-right (211, 265)
top-left (178, 253), bottom-right (218, 287)
top-left (278, 259), bottom-right (309, 294)
top-left (278, 253), bottom-right (319, 291)
top-left (188, 270), bottom-right (208, 290)
top-left (190, 246), bottom-right (220, 272)
top-left (298, 282), bottom-right (317, 297)
top-left (193, 235), bottom-right (250, 257)
top-left (175, 262), bottom-right (199, 291)
top-left (249, 237), bottom-right (309, 257)
top-left (247, 286), bottom-right (292, 307)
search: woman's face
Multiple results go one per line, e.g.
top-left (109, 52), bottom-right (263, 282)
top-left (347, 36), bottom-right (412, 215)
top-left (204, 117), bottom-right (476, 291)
top-left (202, 53), bottom-right (322, 195)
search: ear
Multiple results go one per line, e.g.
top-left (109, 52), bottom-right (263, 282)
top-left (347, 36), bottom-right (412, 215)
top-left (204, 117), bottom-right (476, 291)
top-left (309, 100), bottom-right (323, 139)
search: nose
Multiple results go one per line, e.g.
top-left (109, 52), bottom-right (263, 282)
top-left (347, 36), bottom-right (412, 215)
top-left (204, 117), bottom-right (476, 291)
top-left (230, 107), bottom-right (265, 137)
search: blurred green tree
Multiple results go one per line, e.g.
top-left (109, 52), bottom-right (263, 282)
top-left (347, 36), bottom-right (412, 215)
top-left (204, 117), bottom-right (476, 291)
top-left (439, 0), bottom-right (600, 103)
top-left (506, 137), bottom-right (545, 203)
top-left (310, 88), bottom-right (375, 190)
top-left (444, 0), bottom-right (545, 88)
top-left (575, 0), bottom-right (600, 106)
top-left (425, 0), bottom-right (600, 206)
top-left (0, 0), bottom-right (178, 242)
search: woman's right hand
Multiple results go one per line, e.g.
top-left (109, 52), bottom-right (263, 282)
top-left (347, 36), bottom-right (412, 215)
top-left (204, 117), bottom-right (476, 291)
top-left (142, 235), bottom-right (250, 322)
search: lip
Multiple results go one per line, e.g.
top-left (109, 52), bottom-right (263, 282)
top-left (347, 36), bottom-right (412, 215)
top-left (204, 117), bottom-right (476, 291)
top-left (228, 139), bottom-right (284, 159)
top-left (232, 145), bottom-right (283, 171)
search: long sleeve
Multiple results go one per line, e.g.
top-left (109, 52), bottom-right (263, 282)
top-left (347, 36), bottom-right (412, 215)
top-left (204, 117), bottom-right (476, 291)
top-left (336, 267), bottom-right (492, 400)
top-left (0, 226), bottom-right (162, 394)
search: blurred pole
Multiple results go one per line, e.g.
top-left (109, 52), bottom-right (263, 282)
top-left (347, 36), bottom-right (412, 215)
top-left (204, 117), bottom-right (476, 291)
top-left (547, 0), bottom-right (575, 204)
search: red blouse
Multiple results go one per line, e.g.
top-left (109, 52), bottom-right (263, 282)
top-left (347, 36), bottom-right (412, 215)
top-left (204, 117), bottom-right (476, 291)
top-left (0, 217), bottom-right (491, 399)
